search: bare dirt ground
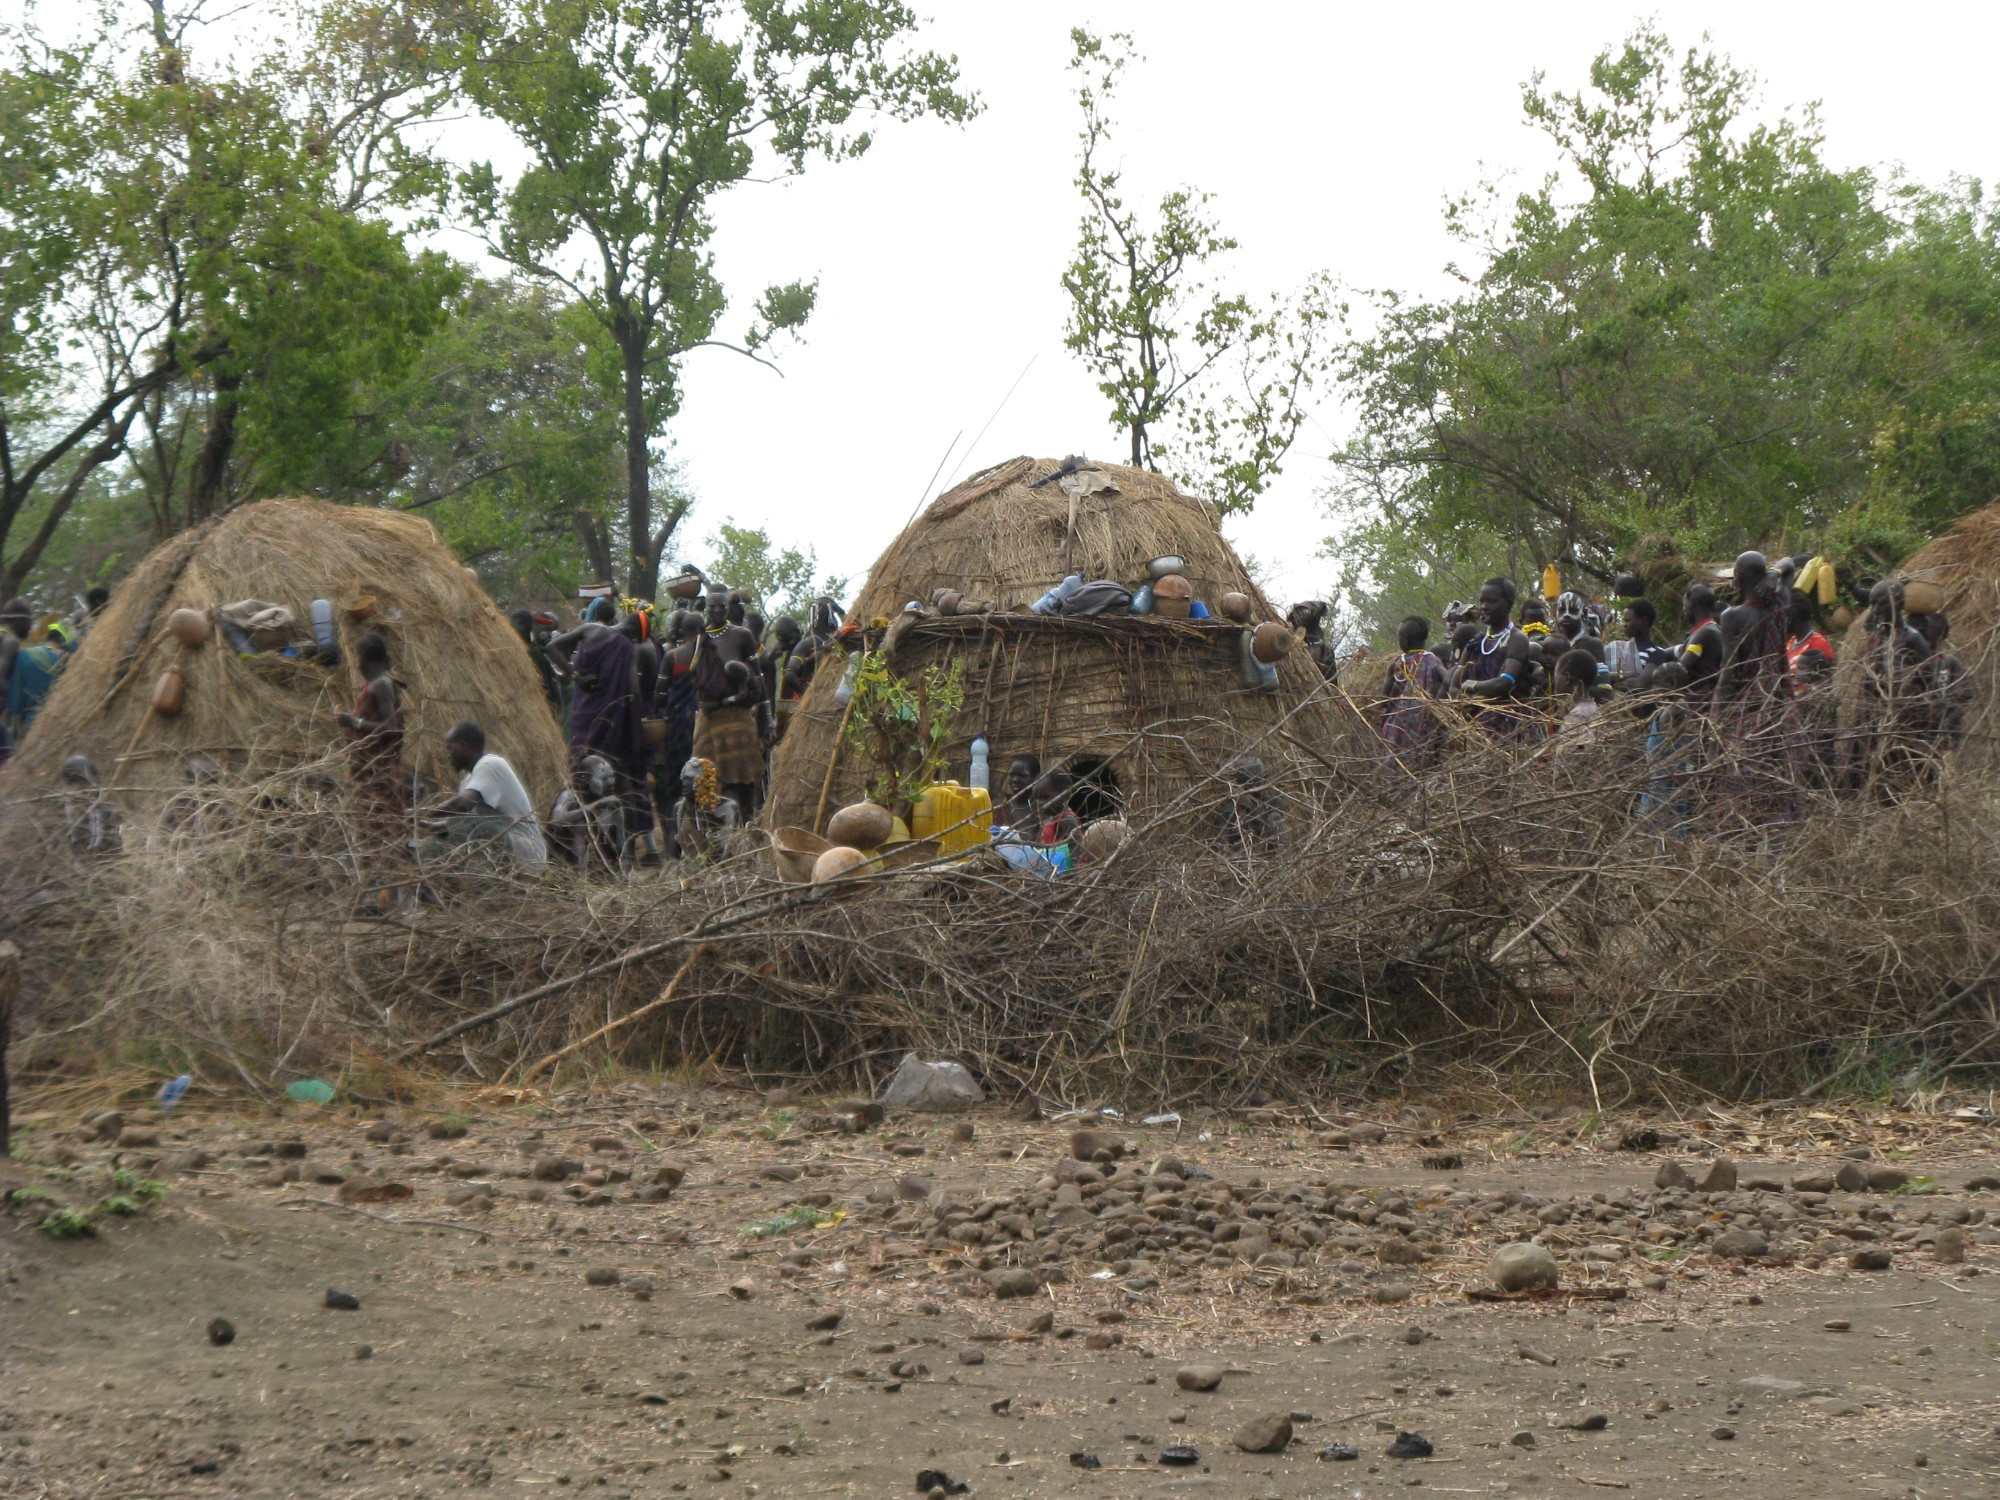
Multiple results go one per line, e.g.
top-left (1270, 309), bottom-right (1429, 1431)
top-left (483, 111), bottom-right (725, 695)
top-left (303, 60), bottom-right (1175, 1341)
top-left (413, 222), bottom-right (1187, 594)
top-left (5, 1085), bottom-right (1999, 1499)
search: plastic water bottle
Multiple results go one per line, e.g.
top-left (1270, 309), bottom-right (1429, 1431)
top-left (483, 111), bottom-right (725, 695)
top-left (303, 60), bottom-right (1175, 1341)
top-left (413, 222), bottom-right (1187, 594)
top-left (1129, 583), bottom-right (1155, 616)
top-left (157, 1074), bottom-right (192, 1111)
top-left (969, 735), bottom-right (990, 792)
top-left (833, 651), bottom-right (859, 706)
top-left (1031, 574), bottom-right (1085, 615)
top-left (309, 599), bottom-right (338, 663)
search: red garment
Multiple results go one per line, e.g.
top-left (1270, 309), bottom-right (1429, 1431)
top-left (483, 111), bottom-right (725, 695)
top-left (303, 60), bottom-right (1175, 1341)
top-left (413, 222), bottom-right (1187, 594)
top-left (1786, 629), bottom-right (1833, 684)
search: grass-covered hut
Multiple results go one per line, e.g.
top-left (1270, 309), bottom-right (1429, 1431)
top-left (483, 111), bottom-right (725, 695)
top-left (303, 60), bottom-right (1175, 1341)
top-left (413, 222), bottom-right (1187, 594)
top-left (6, 499), bottom-right (568, 807)
top-left (764, 456), bottom-right (1366, 831)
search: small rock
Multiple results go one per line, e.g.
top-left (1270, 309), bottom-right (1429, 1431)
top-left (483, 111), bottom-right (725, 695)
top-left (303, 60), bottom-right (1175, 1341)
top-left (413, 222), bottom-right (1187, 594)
top-left (1175, 1362), bottom-right (1227, 1392)
top-left (1068, 1452), bottom-right (1101, 1470)
top-left (1491, 1241), bottom-right (1560, 1292)
top-left (1834, 1161), bottom-right (1869, 1193)
top-left (584, 1267), bottom-right (620, 1287)
top-left (116, 1127), bottom-right (160, 1148)
top-left (1733, 1376), bottom-right (1823, 1399)
top-left (896, 1173), bottom-right (932, 1201)
top-left (1509, 1430), bottom-right (1536, 1449)
top-left (1934, 1226), bottom-right (1966, 1264)
top-left (363, 1120), bottom-right (398, 1142)
top-left (948, 1121), bottom-right (976, 1143)
top-left (1515, 1344), bottom-right (1558, 1367)
top-left (1711, 1229), bottom-right (1769, 1260)
top-left (1233, 1412), bottom-right (1292, 1454)
top-left (1348, 1122), bottom-right (1388, 1144)
top-left (353, 1343), bottom-right (373, 1360)
top-left (1654, 1161), bottom-right (1694, 1190)
top-left (1713, 1426), bottom-right (1736, 1441)
top-left (1558, 1411), bottom-right (1610, 1432)
top-left (626, 1277), bottom-right (654, 1299)
top-left (1848, 1247), bottom-right (1893, 1272)
top-left (805, 1310), bottom-right (843, 1331)
top-left (1158, 1445), bottom-right (1200, 1466)
top-left (1823, 1319), bottom-right (1851, 1331)
top-left (531, 1156), bottom-right (580, 1182)
top-left (985, 1268), bottom-right (1038, 1299)
top-left (1385, 1432), bottom-right (1433, 1459)
top-left (1696, 1158), bottom-right (1738, 1193)
top-left (1791, 1170), bottom-right (1836, 1193)
top-left (1068, 1129), bottom-right (1126, 1162)
top-left (206, 1317), bottom-right (235, 1346)
top-left (764, 1087), bottom-right (799, 1109)
top-left (1865, 1166), bottom-right (1910, 1193)
top-left (1376, 1236), bottom-right (1425, 1265)
top-left (1370, 1280), bottom-right (1414, 1304)
top-left (1319, 1442), bottom-right (1359, 1461)
top-left (727, 1278), bottom-right (756, 1300)
top-left (958, 1347), bottom-right (984, 1365)
top-left (336, 1175), bottom-right (413, 1203)
top-left (652, 1161), bottom-right (686, 1188)
top-left (323, 1289), bottom-right (361, 1311)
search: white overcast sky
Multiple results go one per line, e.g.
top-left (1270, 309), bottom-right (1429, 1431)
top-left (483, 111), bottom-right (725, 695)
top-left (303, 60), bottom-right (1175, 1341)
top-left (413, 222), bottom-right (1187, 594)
top-left (642, 1), bottom-right (2000, 605)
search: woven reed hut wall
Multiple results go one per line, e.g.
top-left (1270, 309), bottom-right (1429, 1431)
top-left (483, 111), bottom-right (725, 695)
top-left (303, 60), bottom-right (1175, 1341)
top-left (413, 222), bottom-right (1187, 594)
top-left (7, 499), bottom-right (569, 807)
top-left (765, 456), bottom-right (1368, 831)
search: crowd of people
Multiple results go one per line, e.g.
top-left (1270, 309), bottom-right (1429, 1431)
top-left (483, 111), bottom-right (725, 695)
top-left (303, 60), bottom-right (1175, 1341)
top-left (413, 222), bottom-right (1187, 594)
top-left (1371, 552), bottom-right (1974, 828)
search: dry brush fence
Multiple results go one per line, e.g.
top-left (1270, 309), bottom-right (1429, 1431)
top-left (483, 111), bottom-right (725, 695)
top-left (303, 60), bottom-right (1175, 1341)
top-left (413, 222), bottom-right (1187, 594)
top-left (3, 697), bottom-right (1998, 1108)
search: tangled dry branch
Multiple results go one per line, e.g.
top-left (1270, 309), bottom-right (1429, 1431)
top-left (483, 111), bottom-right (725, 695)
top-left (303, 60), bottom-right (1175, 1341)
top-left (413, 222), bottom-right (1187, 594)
top-left (4, 704), bottom-right (1998, 1109)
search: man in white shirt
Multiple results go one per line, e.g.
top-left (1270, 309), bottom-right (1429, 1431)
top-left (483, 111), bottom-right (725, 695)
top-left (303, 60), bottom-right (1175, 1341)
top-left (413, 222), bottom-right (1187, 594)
top-left (427, 721), bottom-right (548, 874)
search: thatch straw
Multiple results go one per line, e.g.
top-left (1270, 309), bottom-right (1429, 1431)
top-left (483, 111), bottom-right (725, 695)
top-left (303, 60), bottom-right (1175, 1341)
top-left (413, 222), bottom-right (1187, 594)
top-left (766, 457), bottom-right (1371, 831)
top-left (1881, 501), bottom-right (2000, 770)
top-left (5, 499), bottom-right (568, 809)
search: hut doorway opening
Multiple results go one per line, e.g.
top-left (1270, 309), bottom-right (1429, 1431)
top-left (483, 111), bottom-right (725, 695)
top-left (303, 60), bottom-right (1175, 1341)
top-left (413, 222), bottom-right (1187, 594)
top-left (1068, 757), bottom-right (1123, 822)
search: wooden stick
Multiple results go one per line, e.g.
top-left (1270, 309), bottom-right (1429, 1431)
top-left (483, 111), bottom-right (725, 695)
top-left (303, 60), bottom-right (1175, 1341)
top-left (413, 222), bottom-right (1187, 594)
top-left (812, 689), bottom-right (859, 836)
top-left (0, 941), bottom-right (17, 1157)
top-left (517, 944), bottom-right (710, 1081)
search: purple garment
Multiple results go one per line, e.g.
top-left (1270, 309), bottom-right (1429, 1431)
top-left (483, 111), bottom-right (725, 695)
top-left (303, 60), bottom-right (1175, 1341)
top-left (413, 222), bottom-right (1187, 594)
top-left (1380, 650), bottom-right (1447, 756)
top-left (1461, 625), bottom-right (1540, 742)
top-left (568, 628), bottom-right (641, 769)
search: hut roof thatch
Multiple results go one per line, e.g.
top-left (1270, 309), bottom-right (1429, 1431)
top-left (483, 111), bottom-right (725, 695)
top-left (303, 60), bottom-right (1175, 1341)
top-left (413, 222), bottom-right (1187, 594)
top-left (7, 499), bottom-right (569, 806)
top-left (764, 456), bottom-right (1369, 831)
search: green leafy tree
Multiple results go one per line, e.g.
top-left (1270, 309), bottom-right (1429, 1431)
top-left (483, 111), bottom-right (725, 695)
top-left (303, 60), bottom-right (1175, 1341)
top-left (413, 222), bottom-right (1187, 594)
top-left (452, 0), bottom-right (976, 601)
top-left (697, 522), bottom-right (844, 618)
top-left (842, 652), bottom-right (962, 818)
top-left (1061, 28), bottom-right (1335, 513)
top-left (0, 2), bottom-right (459, 596)
top-left (1330, 26), bottom-right (2000, 601)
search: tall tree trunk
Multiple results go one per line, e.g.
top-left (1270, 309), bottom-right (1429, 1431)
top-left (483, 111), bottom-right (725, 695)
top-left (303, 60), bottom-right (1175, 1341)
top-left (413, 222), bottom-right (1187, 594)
top-left (188, 370), bottom-right (242, 524)
top-left (574, 510), bottom-right (615, 589)
top-left (618, 325), bottom-right (656, 601)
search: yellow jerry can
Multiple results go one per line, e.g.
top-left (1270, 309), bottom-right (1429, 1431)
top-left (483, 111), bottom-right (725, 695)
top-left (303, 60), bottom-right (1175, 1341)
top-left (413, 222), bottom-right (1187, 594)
top-left (910, 780), bottom-right (993, 854)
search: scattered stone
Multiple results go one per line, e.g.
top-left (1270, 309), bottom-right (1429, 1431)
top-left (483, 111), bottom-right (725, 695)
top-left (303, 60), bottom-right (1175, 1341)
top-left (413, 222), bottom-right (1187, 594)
top-left (896, 1173), bottom-right (933, 1201)
top-left (1557, 1411), bottom-right (1610, 1432)
top-left (805, 1310), bottom-right (843, 1331)
top-left (878, 1054), bottom-right (983, 1112)
top-left (1385, 1432), bottom-right (1434, 1459)
top-left (1834, 1161), bottom-right (1869, 1193)
top-left (1711, 1229), bottom-right (1769, 1260)
top-left (323, 1289), bottom-right (361, 1311)
top-left (116, 1127), bottom-right (160, 1149)
top-left (87, 1111), bottom-right (126, 1142)
top-left (1370, 1280), bottom-right (1414, 1304)
top-left (1068, 1452), bottom-right (1101, 1470)
top-left (1696, 1158), bottom-right (1738, 1193)
top-left (1934, 1226), bottom-right (1966, 1264)
top-left (1848, 1247), bottom-right (1893, 1272)
top-left (1491, 1242), bottom-right (1560, 1292)
top-left (1348, 1122), bottom-right (1388, 1144)
top-left (726, 1278), bottom-right (756, 1301)
top-left (890, 1142), bottom-right (926, 1158)
top-left (584, 1267), bottom-right (620, 1287)
top-left (958, 1347), bottom-right (984, 1366)
top-left (763, 1087), bottom-right (799, 1109)
top-left (626, 1277), bottom-right (654, 1300)
top-left (1807, 1398), bottom-right (1864, 1416)
top-left (1791, 1170), bottom-right (1836, 1193)
top-left (353, 1344), bottom-right (373, 1360)
top-left (1733, 1376), bottom-right (1825, 1399)
top-left (1823, 1319), bottom-right (1851, 1331)
top-left (1654, 1161), bottom-right (1694, 1190)
top-left (336, 1175), bottom-right (413, 1203)
top-left (1509, 1430), bottom-right (1536, 1449)
top-left (985, 1268), bottom-right (1039, 1300)
top-left (759, 1164), bottom-right (803, 1182)
top-left (1159, 1445), bottom-right (1200, 1466)
top-left (206, 1317), bottom-right (235, 1347)
top-left (1233, 1413), bottom-right (1293, 1454)
top-left (531, 1156), bottom-right (580, 1182)
top-left (1175, 1362), bottom-right (1227, 1392)
top-left (1713, 1426), bottom-right (1736, 1441)
top-left (913, 1469), bottom-right (968, 1496)
top-left (1319, 1442), bottom-right (1359, 1462)
top-left (363, 1119), bottom-right (398, 1143)
top-left (1865, 1166), bottom-right (1910, 1193)
top-left (652, 1162), bottom-right (686, 1189)
top-left (1515, 1345), bottom-right (1558, 1367)
top-left (1964, 1174), bottom-right (2000, 1191)
top-left (949, 1121), bottom-right (976, 1143)
top-left (1068, 1129), bottom-right (1126, 1162)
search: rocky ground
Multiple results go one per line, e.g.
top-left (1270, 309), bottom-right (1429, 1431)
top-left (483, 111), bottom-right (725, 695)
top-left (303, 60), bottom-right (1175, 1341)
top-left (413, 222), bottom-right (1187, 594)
top-left (4, 1085), bottom-right (1999, 1498)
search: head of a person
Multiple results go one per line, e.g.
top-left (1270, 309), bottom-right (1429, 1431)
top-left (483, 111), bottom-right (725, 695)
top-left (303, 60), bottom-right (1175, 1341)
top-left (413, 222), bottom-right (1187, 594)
top-left (1786, 592), bottom-right (1818, 637)
top-left (1652, 660), bottom-right (1690, 695)
top-left (1450, 621), bottom-right (1479, 655)
top-left (1867, 578), bottom-right (1902, 628)
top-left (60, 754), bottom-right (99, 787)
top-left (1287, 600), bottom-right (1328, 635)
top-left (509, 607), bottom-right (534, 641)
top-left (727, 588), bottom-right (751, 625)
top-left (704, 585), bottom-right (730, 629)
top-left (1478, 577), bottom-right (1517, 630)
top-left (85, 585), bottom-right (109, 614)
top-left (1227, 755), bottom-right (1268, 790)
top-left (445, 720), bottom-right (486, 773)
top-left (0, 597), bottom-right (28, 638)
top-left (1519, 597), bottom-right (1549, 628)
top-left (1622, 598), bottom-right (1657, 641)
top-left (1556, 648), bottom-right (1597, 693)
top-left (773, 615), bottom-right (802, 649)
top-left (577, 753), bottom-right (616, 799)
top-left (1733, 550), bottom-right (1768, 602)
top-left (356, 632), bottom-right (390, 676)
top-left (1397, 615), bottom-right (1429, 652)
top-left (1918, 611), bottom-right (1950, 649)
top-left (1555, 589), bottom-right (1586, 630)
top-left (1442, 599), bottom-right (1466, 631)
top-left (584, 596), bottom-right (616, 625)
top-left (743, 608), bottom-right (766, 640)
top-left (1007, 753), bottom-right (1042, 803)
top-left (1683, 582), bottom-right (1717, 627)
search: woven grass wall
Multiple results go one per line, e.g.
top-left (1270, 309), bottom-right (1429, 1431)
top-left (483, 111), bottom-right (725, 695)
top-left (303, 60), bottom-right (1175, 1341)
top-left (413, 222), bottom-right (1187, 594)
top-left (765, 456), bottom-right (1371, 830)
top-left (7, 499), bottom-right (569, 808)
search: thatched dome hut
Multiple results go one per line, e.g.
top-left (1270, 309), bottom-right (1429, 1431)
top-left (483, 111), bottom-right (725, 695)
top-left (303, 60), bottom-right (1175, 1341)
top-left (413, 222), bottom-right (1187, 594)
top-left (7, 499), bottom-right (568, 806)
top-left (764, 456), bottom-right (1366, 831)
top-left (1863, 501), bottom-right (2000, 766)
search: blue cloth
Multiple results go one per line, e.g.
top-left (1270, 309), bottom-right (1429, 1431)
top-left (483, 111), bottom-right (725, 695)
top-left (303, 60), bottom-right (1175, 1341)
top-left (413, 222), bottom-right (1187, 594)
top-left (4, 642), bottom-right (62, 740)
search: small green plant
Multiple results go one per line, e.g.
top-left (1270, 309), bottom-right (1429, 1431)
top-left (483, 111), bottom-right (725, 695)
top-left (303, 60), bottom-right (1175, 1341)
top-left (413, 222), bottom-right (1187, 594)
top-left (1643, 1245), bottom-right (1688, 1262)
top-left (40, 1208), bottom-right (96, 1239)
top-left (99, 1195), bottom-right (143, 1217)
top-left (841, 652), bottom-right (965, 818)
top-left (435, 1114), bottom-right (470, 1139)
top-left (755, 1109), bottom-right (796, 1142)
top-left (111, 1170), bottom-right (168, 1203)
top-left (743, 1204), bottom-right (845, 1239)
top-left (1890, 1175), bottom-right (1940, 1195)
top-left (7, 1186), bottom-right (55, 1208)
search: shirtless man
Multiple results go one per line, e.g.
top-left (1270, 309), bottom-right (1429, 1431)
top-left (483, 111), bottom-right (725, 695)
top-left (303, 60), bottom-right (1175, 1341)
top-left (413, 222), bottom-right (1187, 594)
top-left (1456, 577), bottom-right (1537, 740)
top-left (677, 584), bottom-right (767, 818)
top-left (1674, 583), bottom-right (1725, 699)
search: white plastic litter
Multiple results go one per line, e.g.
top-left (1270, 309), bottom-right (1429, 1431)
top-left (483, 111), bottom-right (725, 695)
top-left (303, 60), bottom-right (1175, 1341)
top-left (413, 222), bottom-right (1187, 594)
top-left (878, 1053), bottom-right (984, 1112)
